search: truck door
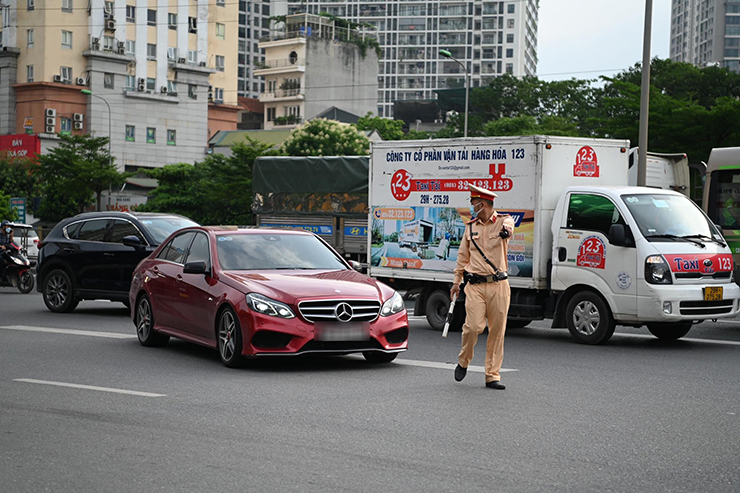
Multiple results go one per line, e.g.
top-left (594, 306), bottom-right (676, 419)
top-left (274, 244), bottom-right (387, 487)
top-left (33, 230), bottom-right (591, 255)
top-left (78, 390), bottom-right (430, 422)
top-left (554, 193), bottom-right (638, 318)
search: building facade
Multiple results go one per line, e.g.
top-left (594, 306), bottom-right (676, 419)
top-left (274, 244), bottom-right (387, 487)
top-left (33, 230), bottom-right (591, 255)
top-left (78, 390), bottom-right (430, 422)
top-left (285, 0), bottom-right (539, 118)
top-left (0, 0), bottom-right (239, 172)
top-left (255, 14), bottom-right (378, 129)
top-left (670, 0), bottom-right (740, 72)
top-left (237, 0), bottom-right (287, 99)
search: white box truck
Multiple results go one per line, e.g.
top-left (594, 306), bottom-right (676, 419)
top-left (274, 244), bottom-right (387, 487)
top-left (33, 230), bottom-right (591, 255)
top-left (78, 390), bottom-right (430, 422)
top-left (369, 136), bottom-right (740, 344)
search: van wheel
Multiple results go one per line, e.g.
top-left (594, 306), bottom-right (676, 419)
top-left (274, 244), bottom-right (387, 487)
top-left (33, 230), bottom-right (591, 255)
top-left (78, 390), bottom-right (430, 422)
top-left (647, 322), bottom-right (692, 340)
top-left (42, 269), bottom-right (79, 313)
top-left (425, 290), bottom-right (450, 331)
top-left (565, 291), bottom-right (615, 345)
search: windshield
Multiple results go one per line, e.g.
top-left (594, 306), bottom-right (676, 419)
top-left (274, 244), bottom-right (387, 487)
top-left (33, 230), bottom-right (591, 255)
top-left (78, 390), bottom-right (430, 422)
top-left (140, 217), bottom-right (199, 244)
top-left (621, 193), bottom-right (716, 239)
top-left (216, 233), bottom-right (348, 271)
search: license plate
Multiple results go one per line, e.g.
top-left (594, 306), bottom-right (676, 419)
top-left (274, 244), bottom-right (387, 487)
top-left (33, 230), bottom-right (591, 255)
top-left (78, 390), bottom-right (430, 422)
top-left (704, 287), bottom-right (723, 301)
top-left (314, 322), bottom-right (370, 342)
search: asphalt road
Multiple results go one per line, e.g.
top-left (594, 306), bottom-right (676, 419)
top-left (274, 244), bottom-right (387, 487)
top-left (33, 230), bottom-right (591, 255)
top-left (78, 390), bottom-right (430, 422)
top-left (1, 288), bottom-right (739, 492)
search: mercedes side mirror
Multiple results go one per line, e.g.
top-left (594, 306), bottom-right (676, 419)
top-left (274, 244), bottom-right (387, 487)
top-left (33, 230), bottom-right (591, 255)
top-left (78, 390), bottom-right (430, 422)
top-left (183, 260), bottom-right (209, 276)
top-left (349, 260), bottom-right (363, 272)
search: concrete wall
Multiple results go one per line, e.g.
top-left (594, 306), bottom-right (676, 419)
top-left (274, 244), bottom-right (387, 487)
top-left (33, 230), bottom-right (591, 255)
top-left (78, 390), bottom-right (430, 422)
top-left (304, 39), bottom-right (378, 120)
top-left (84, 50), bottom-right (213, 171)
top-left (0, 49), bottom-right (20, 135)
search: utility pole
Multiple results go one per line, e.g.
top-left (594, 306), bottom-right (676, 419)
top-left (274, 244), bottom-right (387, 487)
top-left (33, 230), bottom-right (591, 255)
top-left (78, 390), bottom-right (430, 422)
top-left (637, 0), bottom-right (653, 186)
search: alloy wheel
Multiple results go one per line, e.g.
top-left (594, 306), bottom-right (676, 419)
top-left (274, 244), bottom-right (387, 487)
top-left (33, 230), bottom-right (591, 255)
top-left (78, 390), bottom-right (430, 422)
top-left (136, 297), bottom-right (152, 341)
top-left (46, 274), bottom-right (68, 309)
top-left (219, 310), bottom-right (236, 362)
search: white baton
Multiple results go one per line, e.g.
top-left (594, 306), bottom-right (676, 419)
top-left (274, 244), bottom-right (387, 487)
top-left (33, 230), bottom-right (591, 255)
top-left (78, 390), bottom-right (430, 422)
top-left (442, 293), bottom-right (457, 338)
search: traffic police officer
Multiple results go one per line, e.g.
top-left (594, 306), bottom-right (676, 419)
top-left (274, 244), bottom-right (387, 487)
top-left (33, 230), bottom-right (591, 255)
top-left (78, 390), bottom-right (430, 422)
top-left (451, 184), bottom-right (515, 389)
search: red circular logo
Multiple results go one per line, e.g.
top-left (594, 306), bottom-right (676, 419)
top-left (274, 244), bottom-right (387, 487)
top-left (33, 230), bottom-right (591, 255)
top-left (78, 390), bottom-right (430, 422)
top-left (391, 169), bottom-right (413, 201)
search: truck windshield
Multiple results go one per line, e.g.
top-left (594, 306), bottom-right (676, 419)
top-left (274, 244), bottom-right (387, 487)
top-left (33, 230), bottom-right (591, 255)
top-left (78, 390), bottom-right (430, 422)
top-left (621, 193), bottom-right (718, 240)
top-left (216, 233), bottom-right (348, 271)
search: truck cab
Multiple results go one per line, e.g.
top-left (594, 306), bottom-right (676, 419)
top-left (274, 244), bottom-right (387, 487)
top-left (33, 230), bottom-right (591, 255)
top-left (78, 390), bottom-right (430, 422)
top-left (551, 186), bottom-right (739, 343)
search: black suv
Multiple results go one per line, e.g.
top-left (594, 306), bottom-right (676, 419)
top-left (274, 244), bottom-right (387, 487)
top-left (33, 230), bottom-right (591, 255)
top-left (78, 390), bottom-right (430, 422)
top-left (37, 212), bottom-right (198, 313)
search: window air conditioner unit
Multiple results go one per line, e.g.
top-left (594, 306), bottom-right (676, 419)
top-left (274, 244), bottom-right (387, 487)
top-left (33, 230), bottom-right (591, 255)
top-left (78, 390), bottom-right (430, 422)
top-left (198, 61), bottom-right (207, 67)
top-left (105, 19), bottom-right (116, 31)
top-left (46, 126), bottom-right (56, 133)
top-left (53, 75), bottom-right (62, 83)
top-left (74, 122), bottom-right (84, 130)
top-left (177, 57), bottom-right (186, 64)
top-left (73, 113), bottom-right (84, 122)
top-left (46, 117), bottom-right (56, 126)
top-left (137, 78), bottom-right (145, 91)
top-left (91, 37), bottom-right (100, 49)
top-left (117, 41), bottom-right (125, 54)
top-left (75, 77), bottom-right (87, 86)
top-left (45, 108), bottom-right (56, 117)
top-left (161, 86), bottom-right (168, 94)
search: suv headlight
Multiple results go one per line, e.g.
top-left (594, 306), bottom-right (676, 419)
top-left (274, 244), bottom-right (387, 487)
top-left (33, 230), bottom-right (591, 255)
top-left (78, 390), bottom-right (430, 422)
top-left (645, 255), bottom-right (672, 284)
top-left (246, 293), bottom-right (295, 319)
top-left (381, 291), bottom-right (405, 316)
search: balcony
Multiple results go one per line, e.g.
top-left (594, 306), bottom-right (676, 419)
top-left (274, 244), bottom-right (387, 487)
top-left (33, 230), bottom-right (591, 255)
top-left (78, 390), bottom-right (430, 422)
top-left (253, 57), bottom-right (306, 77)
top-left (260, 88), bottom-right (305, 102)
top-left (272, 115), bottom-right (303, 126)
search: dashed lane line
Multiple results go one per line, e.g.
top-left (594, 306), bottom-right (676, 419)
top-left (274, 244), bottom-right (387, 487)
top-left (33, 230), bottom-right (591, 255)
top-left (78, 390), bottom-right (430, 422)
top-left (0, 325), bottom-right (136, 339)
top-left (13, 378), bottom-right (166, 397)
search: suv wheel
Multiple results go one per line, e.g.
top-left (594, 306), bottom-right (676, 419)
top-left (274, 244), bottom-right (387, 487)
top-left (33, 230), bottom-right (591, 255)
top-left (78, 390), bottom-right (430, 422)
top-left (42, 269), bottom-right (79, 313)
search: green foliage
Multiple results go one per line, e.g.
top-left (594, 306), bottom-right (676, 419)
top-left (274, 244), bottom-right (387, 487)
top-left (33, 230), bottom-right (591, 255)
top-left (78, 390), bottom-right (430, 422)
top-left (0, 191), bottom-right (18, 221)
top-left (0, 154), bottom-right (39, 215)
top-left (403, 130), bottom-right (434, 141)
top-left (138, 138), bottom-right (278, 225)
top-left (34, 134), bottom-right (128, 222)
top-left (280, 119), bottom-right (370, 156)
top-left (356, 113), bottom-right (405, 141)
top-left (483, 115), bottom-right (579, 137)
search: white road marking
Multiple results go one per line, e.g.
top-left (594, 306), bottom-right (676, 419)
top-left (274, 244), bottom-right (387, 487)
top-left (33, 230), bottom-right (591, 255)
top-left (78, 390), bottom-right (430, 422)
top-left (612, 332), bottom-right (740, 346)
top-left (0, 325), bottom-right (136, 339)
top-left (13, 379), bottom-right (166, 397)
top-left (394, 358), bottom-right (518, 373)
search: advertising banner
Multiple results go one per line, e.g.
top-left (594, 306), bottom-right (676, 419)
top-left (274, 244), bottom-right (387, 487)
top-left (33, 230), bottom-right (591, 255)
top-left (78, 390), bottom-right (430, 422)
top-left (371, 143), bottom-right (536, 278)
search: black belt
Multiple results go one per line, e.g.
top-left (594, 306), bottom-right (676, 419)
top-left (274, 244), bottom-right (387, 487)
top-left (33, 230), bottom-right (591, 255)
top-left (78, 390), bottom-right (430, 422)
top-left (464, 271), bottom-right (508, 284)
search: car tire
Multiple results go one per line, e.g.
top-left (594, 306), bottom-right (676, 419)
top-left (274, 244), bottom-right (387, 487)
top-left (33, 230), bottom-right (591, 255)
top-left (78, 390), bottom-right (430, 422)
top-left (565, 291), bottom-right (615, 345)
top-left (362, 351), bottom-right (398, 363)
top-left (218, 307), bottom-right (245, 368)
top-left (42, 269), bottom-right (79, 313)
top-left (135, 294), bottom-right (169, 347)
top-left (425, 290), bottom-right (450, 331)
top-left (18, 271), bottom-right (34, 294)
top-left (507, 318), bottom-right (531, 329)
top-left (647, 322), bottom-right (692, 340)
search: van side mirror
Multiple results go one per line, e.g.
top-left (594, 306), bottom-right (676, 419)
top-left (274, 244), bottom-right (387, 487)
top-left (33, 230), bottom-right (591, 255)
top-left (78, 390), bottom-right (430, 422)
top-left (183, 260), bottom-right (209, 276)
top-left (122, 235), bottom-right (142, 248)
top-left (608, 224), bottom-right (627, 246)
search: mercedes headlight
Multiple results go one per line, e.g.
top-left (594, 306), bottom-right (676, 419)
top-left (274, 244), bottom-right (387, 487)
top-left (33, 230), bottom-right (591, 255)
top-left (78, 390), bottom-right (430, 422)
top-left (246, 293), bottom-right (295, 319)
top-left (381, 291), bottom-right (405, 316)
top-left (645, 255), bottom-right (672, 285)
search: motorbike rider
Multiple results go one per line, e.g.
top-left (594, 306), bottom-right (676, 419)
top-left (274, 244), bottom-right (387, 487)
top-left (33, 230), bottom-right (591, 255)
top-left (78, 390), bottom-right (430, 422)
top-left (0, 219), bottom-right (14, 274)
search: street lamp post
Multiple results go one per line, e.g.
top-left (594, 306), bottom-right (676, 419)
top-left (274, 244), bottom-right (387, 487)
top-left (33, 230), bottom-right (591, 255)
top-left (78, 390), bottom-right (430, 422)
top-left (81, 89), bottom-right (112, 211)
top-left (439, 49), bottom-right (469, 138)
top-left (637, 0), bottom-right (653, 186)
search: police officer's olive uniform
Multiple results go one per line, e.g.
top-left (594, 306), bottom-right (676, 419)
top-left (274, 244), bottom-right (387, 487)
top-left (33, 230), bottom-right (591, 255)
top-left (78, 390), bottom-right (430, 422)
top-left (453, 205), bottom-right (515, 384)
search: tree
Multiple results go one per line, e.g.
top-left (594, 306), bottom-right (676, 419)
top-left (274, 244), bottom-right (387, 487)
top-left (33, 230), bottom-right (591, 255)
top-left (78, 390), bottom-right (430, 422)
top-left (0, 153), bottom-right (38, 200)
top-left (34, 134), bottom-right (128, 222)
top-left (280, 119), bottom-right (370, 156)
top-left (139, 138), bottom-right (278, 225)
top-left (0, 191), bottom-right (18, 221)
top-left (356, 113), bottom-right (405, 141)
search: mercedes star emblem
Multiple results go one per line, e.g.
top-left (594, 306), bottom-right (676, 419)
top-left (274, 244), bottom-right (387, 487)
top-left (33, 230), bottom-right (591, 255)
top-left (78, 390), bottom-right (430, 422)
top-left (334, 303), bottom-right (354, 322)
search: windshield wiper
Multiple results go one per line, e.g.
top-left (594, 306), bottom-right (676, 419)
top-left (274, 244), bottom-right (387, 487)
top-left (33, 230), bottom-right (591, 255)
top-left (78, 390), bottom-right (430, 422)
top-left (679, 234), bottom-right (726, 248)
top-left (644, 234), bottom-right (706, 248)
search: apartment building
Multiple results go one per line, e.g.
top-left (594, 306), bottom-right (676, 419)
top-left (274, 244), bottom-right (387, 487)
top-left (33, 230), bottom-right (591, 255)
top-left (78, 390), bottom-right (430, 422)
top-left (255, 13), bottom-right (378, 129)
top-left (285, 0), bottom-right (539, 118)
top-left (0, 0), bottom-right (239, 171)
top-left (670, 0), bottom-right (740, 72)
top-left (237, 0), bottom-right (287, 98)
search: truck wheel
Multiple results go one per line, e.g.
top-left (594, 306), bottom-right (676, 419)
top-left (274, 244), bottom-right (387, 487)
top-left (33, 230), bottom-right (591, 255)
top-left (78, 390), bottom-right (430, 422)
top-left (425, 290), bottom-right (450, 331)
top-left (507, 319), bottom-right (531, 329)
top-left (565, 291), bottom-right (615, 345)
top-left (646, 322), bottom-right (692, 340)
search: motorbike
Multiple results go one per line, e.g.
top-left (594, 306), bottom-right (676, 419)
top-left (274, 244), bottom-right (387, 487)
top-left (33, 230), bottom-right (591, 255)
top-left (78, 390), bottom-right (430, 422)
top-left (1, 242), bottom-right (35, 293)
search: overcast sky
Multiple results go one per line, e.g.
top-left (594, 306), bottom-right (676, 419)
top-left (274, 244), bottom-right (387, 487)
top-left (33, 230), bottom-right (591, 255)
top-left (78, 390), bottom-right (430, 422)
top-left (537, 1), bottom-right (672, 81)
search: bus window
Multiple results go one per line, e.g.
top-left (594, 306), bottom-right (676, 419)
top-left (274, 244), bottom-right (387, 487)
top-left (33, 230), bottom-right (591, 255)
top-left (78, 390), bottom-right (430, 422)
top-left (708, 170), bottom-right (740, 229)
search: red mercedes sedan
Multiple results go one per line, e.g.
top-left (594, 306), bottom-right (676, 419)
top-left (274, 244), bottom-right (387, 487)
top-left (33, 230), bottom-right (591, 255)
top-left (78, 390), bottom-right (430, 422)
top-left (129, 227), bottom-right (409, 367)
